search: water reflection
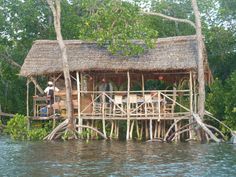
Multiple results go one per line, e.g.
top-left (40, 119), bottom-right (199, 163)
top-left (0, 136), bottom-right (236, 177)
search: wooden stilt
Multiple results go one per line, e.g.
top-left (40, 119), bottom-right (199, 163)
top-left (140, 121), bottom-right (143, 140)
top-left (126, 71), bottom-right (130, 140)
top-left (149, 119), bottom-right (153, 140)
top-left (86, 120), bottom-right (90, 140)
top-left (174, 119), bottom-right (178, 142)
top-left (136, 120), bottom-right (140, 139)
top-left (76, 72), bottom-right (82, 134)
top-left (145, 120), bottom-right (149, 139)
top-left (26, 79), bottom-right (30, 130)
top-left (116, 120), bottom-right (119, 139)
top-left (110, 120), bottom-right (114, 139)
top-left (162, 120), bottom-right (166, 140)
top-left (102, 93), bottom-right (107, 138)
top-left (154, 120), bottom-right (158, 139)
top-left (189, 71), bottom-right (193, 139)
top-left (130, 120), bottom-right (134, 139)
top-left (158, 120), bottom-right (161, 139)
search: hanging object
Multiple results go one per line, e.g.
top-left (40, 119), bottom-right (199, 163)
top-left (158, 75), bottom-right (163, 80)
top-left (102, 77), bottom-right (106, 83)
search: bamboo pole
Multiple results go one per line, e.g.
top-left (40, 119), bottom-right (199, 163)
top-left (76, 72), bottom-right (82, 134)
top-left (110, 121), bottom-right (114, 139)
top-left (158, 91), bottom-right (161, 121)
top-left (158, 121), bottom-right (161, 139)
top-left (126, 71), bottom-right (130, 140)
top-left (189, 71), bottom-right (193, 139)
top-left (154, 120), bottom-right (158, 139)
top-left (142, 74), bottom-right (145, 96)
top-left (130, 120), bottom-right (134, 139)
top-left (27, 79), bottom-right (30, 117)
top-left (145, 120), bottom-right (149, 139)
top-left (136, 120), bottom-right (140, 139)
top-left (102, 92), bottom-right (107, 138)
top-left (26, 78), bottom-right (30, 130)
top-left (189, 71), bottom-right (193, 114)
top-left (193, 73), bottom-right (197, 113)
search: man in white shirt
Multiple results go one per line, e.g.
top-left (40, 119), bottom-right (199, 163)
top-left (44, 81), bottom-right (59, 105)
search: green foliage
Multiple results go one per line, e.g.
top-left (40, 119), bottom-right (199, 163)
top-left (4, 114), bottom-right (28, 140)
top-left (206, 71), bottom-right (236, 130)
top-left (27, 128), bottom-right (48, 141)
top-left (4, 114), bottom-right (52, 140)
top-left (74, 0), bottom-right (158, 56)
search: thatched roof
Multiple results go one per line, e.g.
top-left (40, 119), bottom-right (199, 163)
top-left (20, 35), bottom-right (206, 77)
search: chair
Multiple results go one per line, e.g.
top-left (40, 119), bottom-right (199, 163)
top-left (163, 89), bottom-right (177, 116)
top-left (91, 94), bottom-right (102, 115)
top-left (144, 94), bottom-right (154, 116)
top-left (129, 94), bottom-right (138, 116)
top-left (113, 95), bottom-right (124, 117)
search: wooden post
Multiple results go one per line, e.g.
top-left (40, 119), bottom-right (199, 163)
top-left (189, 71), bottom-right (193, 114)
top-left (193, 73), bottom-right (197, 113)
top-left (141, 74), bottom-right (145, 96)
top-left (27, 79), bottom-right (30, 117)
top-left (26, 79), bottom-right (30, 130)
top-left (189, 71), bottom-right (193, 139)
top-left (174, 119), bottom-right (180, 142)
top-left (158, 121), bottom-right (161, 139)
top-left (126, 71), bottom-right (130, 140)
top-left (76, 72), bottom-right (82, 134)
top-left (102, 92), bottom-right (107, 138)
top-left (158, 91), bottom-right (161, 121)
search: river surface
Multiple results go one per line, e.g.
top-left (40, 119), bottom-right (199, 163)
top-left (0, 136), bottom-right (236, 177)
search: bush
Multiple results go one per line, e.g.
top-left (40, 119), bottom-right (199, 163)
top-left (4, 114), bottom-right (51, 141)
top-left (206, 71), bottom-right (236, 132)
top-left (4, 114), bottom-right (28, 140)
top-left (27, 128), bottom-right (48, 141)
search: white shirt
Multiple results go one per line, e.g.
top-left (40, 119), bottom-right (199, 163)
top-left (44, 86), bottom-right (59, 95)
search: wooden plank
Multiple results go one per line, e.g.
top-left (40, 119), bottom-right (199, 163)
top-left (54, 90), bottom-right (78, 96)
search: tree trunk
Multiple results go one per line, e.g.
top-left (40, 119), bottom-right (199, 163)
top-left (191, 0), bottom-right (205, 119)
top-left (47, 0), bottom-right (74, 130)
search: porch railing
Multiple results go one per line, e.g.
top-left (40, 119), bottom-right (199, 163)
top-left (77, 90), bottom-right (191, 119)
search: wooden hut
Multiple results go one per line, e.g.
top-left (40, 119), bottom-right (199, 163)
top-left (20, 35), bottom-right (212, 140)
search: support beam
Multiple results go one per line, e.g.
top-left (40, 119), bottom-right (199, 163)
top-left (26, 78), bottom-right (30, 130)
top-left (27, 79), bottom-right (30, 117)
top-left (189, 71), bottom-right (193, 139)
top-left (102, 92), bottom-right (107, 138)
top-left (76, 72), bottom-right (82, 134)
top-left (126, 71), bottom-right (130, 140)
top-left (29, 76), bottom-right (44, 94)
top-left (141, 74), bottom-right (144, 96)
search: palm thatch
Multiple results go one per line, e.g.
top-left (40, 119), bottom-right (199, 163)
top-left (20, 35), bottom-right (208, 77)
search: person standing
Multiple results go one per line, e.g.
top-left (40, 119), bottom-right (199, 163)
top-left (44, 81), bottom-right (59, 105)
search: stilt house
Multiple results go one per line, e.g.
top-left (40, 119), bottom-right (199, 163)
top-left (20, 35), bottom-right (212, 140)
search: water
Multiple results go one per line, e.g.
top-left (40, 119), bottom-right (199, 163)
top-left (0, 136), bottom-right (236, 177)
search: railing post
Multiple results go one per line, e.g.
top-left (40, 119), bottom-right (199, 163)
top-left (158, 91), bottom-right (161, 121)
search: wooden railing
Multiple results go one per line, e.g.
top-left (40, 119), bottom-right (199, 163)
top-left (78, 90), bottom-right (191, 119)
top-left (33, 90), bottom-right (191, 120)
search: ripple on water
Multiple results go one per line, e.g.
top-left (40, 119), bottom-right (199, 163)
top-left (0, 137), bottom-right (236, 177)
